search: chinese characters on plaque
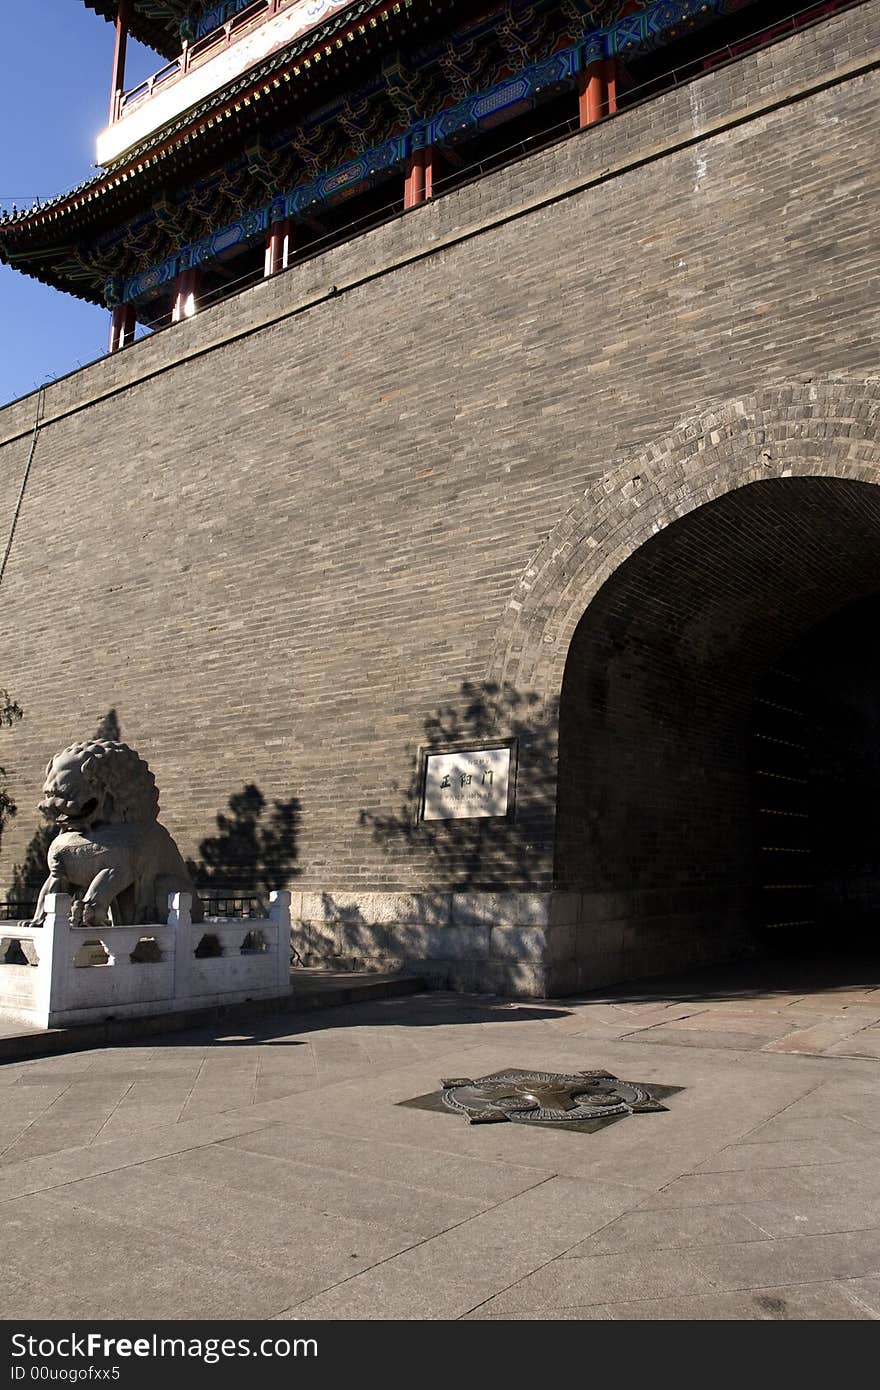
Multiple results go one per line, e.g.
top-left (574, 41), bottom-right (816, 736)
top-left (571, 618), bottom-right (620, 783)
top-left (423, 746), bottom-right (512, 820)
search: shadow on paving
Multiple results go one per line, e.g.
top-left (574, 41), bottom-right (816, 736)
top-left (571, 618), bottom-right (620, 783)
top-left (135, 995), bottom-right (571, 1049)
top-left (575, 941), bottom-right (880, 1007)
top-left (0, 985), bottom-right (571, 1065)
top-left (153, 944), bottom-right (880, 1051)
top-left (6, 944), bottom-right (880, 1060)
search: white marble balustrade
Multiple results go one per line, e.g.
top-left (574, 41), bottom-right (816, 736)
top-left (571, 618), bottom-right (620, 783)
top-left (0, 891), bottom-right (292, 1028)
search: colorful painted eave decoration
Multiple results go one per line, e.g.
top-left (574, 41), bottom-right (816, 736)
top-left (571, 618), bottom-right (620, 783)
top-left (15, 0), bottom-right (411, 233)
top-left (109, 0), bottom-right (750, 308)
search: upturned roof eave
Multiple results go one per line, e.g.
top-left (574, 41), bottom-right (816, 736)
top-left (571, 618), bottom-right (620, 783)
top-left (80, 1), bottom-right (188, 60)
top-left (5, 0), bottom-right (413, 243)
top-left (0, 246), bottom-right (108, 307)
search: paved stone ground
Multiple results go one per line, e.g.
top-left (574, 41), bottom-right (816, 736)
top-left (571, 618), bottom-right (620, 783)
top-left (0, 969), bottom-right (425, 1059)
top-left (1, 952), bottom-right (879, 1321)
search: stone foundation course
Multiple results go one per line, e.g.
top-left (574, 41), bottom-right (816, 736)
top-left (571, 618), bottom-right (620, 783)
top-left (291, 889), bottom-right (758, 996)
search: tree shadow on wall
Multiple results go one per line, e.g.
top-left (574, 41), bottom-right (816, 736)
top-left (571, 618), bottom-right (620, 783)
top-left (0, 689), bottom-right (24, 854)
top-left (360, 681), bottom-right (558, 890)
top-left (9, 708), bottom-right (122, 904)
top-left (93, 709), bottom-right (121, 742)
top-left (189, 784), bottom-right (301, 908)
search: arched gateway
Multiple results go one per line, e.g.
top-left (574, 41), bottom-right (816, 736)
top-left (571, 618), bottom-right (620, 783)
top-left (491, 378), bottom-right (880, 993)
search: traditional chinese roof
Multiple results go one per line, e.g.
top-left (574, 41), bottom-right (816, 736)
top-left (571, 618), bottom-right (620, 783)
top-left (82, 2), bottom-right (198, 59)
top-left (4, 0), bottom-right (769, 310)
top-left (78, 2), bottom-right (643, 59)
top-left (80, 0), bottom-right (516, 59)
top-left (7, 0), bottom-right (446, 299)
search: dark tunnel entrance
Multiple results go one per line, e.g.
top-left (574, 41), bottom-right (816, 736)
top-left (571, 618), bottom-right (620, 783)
top-left (554, 476), bottom-right (880, 986)
top-left (752, 596), bottom-right (880, 942)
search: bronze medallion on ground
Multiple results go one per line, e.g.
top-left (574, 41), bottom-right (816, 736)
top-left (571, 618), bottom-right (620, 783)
top-left (399, 1068), bottom-right (681, 1133)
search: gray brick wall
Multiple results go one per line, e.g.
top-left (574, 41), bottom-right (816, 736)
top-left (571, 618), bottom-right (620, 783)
top-left (0, 2), bottom-right (878, 962)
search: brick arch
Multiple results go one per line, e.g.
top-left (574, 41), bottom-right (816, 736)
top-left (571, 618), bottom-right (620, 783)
top-left (489, 378), bottom-right (880, 703)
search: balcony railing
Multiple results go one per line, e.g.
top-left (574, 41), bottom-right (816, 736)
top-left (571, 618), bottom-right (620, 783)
top-left (99, 0), bottom-right (358, 163)
top-left (112, 0), bottom-right (352, 122)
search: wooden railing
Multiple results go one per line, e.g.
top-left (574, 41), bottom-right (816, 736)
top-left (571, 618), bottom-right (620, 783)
top-left (112, 0), bottom-right (348, 122)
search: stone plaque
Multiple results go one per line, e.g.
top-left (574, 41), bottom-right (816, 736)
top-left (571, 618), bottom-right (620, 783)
top-left (423, 745), bottom-right (511, 820)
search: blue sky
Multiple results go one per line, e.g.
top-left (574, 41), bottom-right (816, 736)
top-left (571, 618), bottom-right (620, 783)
top-left (0, 2), bottom-right (160, 407)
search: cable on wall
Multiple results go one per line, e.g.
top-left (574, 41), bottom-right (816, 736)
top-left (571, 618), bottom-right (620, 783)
top-left (0, 385), bottom-right (45, 590)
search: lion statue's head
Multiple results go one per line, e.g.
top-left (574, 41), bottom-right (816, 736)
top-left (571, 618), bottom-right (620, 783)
top-left (39, 740), bottom-right (160, 829)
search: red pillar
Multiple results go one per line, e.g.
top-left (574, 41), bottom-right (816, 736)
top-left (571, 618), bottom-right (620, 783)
top-left (578, 56), bottom-right (618, 127)
top-left (109, 0), bottom-right (131, 123)
top-left (264, 219), bottom-right (293, 276)
top-left (604, 57), bottom-right (618, 116)
top-left (108, 303), bottom-right (135, 353)
top-left (172, 268), bottom-right (200, 322)
top-left (424, 146), bottom-right (434, 202)
top-left (404, 147), bottom-right (433, 209)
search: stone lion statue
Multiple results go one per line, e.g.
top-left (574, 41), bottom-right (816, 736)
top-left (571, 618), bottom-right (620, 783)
top-left (31, 739), bottom-right (203, 929)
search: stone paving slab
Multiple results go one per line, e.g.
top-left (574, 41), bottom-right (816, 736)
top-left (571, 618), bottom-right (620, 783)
top-left (0, 952), bottom-right (878, 1319)
top-left (466, 1281), bottom-right (879, 1320)
top-left (222, 1125), bottom-right (554, 1202)
top-left (35, 1164), bottom-right (425, 1300)
top-left (0, 969), bottom-right (424, 1060)
top-left (825, 1026), bottom-right (880, 1059)
top-left (619, 1026), bottom-right (775, 1050)
top-left (275, 1177), bottom-right (643, 1321)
